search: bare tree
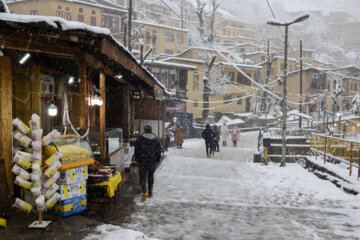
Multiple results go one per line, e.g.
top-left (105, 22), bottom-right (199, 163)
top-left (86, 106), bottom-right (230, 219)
top-left (202, 54), bottom-right (217, 119)
top-left (207, 0), bottom-right (220, 44)
top-left (195, 0), bottom-right (206, 37)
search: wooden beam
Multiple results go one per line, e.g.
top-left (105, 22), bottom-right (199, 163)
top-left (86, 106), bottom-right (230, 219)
top-left (100, 72), bottom-right (106, 158)
top-left (100, 38), bottom-right (155, 88)
top-left (0, 56), bottom-right (13, 197)
top-left (78, 59), bottom-right (87, 131)
top-left (39, 65), bottom-right (66, 77)
top-left (30, 65), bottom-right (41, 117)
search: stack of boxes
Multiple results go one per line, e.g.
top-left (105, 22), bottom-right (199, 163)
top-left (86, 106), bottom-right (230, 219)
top-left (48, 165), bottom-right (88, 217)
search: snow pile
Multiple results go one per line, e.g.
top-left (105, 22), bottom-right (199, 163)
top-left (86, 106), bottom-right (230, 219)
top-left (287, 109), bottom-right (313, 120)
top-left (83, 224), bottom-right (158, 240)
top-left (215, 115), bottom-right (244, 127)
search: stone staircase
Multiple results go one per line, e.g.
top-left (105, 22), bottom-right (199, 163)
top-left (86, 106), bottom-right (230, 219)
top-left (267, 136), bottom-right (310, 163)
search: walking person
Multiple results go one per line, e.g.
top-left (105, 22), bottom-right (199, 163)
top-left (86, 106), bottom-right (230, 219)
top-left (202, 124), bottom-right (214, 157)
top-left (220, 123), bottom-right (229, 146)
top-left (134, 125), bottom-right (162, 202)
top-left (212, 125), bottom-right (220, 152)
top-left (231, 126), bottom-right (240, 147)
top-left (174, 124), bottom-right (185, 149)
top-left (164, 128), bottom-right (170, 151)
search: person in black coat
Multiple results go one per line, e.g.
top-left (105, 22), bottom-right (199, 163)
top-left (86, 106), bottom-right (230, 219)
top-left (202, 124), bottom-right (215, 157)
top-left (134, 125), bottom-right (162, 202)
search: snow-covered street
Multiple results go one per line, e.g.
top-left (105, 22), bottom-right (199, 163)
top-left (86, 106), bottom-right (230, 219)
top-left (85, 131), bottom-right (360, 240)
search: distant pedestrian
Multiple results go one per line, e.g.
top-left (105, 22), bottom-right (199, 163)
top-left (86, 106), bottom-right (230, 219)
top-left (231, 126), bottom-right (240, 147)
top-left (174, 124), bottom-right (185, 148)
top-left (164, 128), bottom-right (170, 151)
top-left (202, 124), bottom-right (215, 157)
top-left (134, 125), bottom-right (162, 202)
top-left (212, 125), bottom-right (220, 152)
top-left (220, 123), bottom-right (229, 146)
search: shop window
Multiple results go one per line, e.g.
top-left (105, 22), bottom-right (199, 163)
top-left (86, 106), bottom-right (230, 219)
top-left (193, 75), bottom-right (199, 90)
top-left (64, 12), bottom-right (71, 21)
top-left (79, 8), bottom-right (83, 13)
top-left (92, 10), bottom-right (96, 15)
top-left (91, 16), bottom-right (96, 26)
top-left (56, 11), bottom-right (63, 18)
top-left (165, 49), bottom-right (174, 55)
top-left (78, 14), bottom-right (84, 23)
top-left (237, 73), bottom-right (251, 86)
top-left (66, 7), bottom-right (69, 11)
top-left (58, 5), bottom-right (61, 9)
top-left (177, 34), bottom-right (183, 44)
top-left (224, 94), bottom-right (232, 104)
top-left (152, 30), bottom-right (157, 44)
top-left (355, 84), bottom-right (358, 91)
top-left (30, 10), bottom-right (38, 15)
top-left (165, 32), bottom-right (174, 42)
top-left (193, 101), bottom-right (198, 107)
top-left (145, 31), bottom-right (150, 44)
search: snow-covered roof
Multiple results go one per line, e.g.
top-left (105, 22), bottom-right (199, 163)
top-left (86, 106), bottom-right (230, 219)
top-left (215, 61), bottom-right (262, 69)
top-left (132, 20), bottom-right (188, 32)
top-left (144, 60), bottom-right (197, 70)
top-left (287, 109), bottom-right (313, 120)
top-left (215, 115), bottom-right (244, 127)
top-left (229, 42), bottom-right (263, 49)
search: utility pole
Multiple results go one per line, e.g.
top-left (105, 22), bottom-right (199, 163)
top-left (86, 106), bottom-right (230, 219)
top-left (299, 40), bottom-right (303, 129)
top-left (123, 23), bottom-right (127, 47)
top-left (127, 0), bottom-right (133, 52)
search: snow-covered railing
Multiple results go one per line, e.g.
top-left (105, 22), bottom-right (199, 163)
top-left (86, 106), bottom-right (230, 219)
top-left (310, 133), bottom-right (360, 178)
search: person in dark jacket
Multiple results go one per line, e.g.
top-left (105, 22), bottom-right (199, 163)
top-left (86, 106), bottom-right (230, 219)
top-left (212, 125), bottom-right (220, 153)
top-left (202, 124), bottom-right (215, 157)
top-left (134, 125), bottom-right (162, 202)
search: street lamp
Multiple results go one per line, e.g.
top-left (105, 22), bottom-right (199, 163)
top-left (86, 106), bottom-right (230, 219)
top-left (267, 14), bottom-right (309, 167)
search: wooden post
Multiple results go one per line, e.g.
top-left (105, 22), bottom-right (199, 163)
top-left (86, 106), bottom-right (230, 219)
top-left (38, 211), bottom-right (42, 225)
top-left (78, 59), bottom-right (87, 132)
top-left (30, 65), bottom-right (41, 117)
top-left (122, 88), bottom-right (131, 143)
top-left (265, 147), bottom-right (268, 165)
top-left (157, 100), bottom-right (160, 138)
top-left (0, 56), bottom-right (13, 197)
top-left (100, 72), bottom-right (106, 158)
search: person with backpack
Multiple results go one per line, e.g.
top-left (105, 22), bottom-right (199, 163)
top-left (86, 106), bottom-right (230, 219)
top-left (202, 124), bottom-right (215, 157)
top-left (134, 125), bottom-right (162, 202)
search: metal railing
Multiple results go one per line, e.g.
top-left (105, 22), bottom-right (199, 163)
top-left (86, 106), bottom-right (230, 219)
top-left (310, 133), bottom-right (360, 178)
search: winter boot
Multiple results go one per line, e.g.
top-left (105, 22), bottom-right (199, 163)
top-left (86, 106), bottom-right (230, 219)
top-left (141, 192), bottom-right (148, 202)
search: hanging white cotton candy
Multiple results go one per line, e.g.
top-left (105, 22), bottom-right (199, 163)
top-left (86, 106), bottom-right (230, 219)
top-left (32, 140), bottom-right (42, 153)
top-left (12, 118), bottom-right (30, 134)
top-left (31, 163), bottom-right (41, 174)
top-left (42, 130), bottom-right (60, 146)
top-left (14, 176), bottom-right (32, 190)
top-left (35, 195), bottom-right (45, 212)
top-left (44, 160), bottom-right (62, 178)
top-left (30, 186), bottom-right (41, 199)
top-left (45, 152), bottom-right (62, 166)
top-left (31, 129), bottom-right (43, 142)
top-left (30, 173), bottom-right (41, 187)
top-left (44, 171), bottom-right (60, 189)
top-left (14, 131), bottom-right (31, 147)
top-left (45, 192), bottom-right (61, 209)
top-left (31, 114), bottom-right (41, 130)
top-left (12, 198), bottom-right (33, 213)
top-left (11, 165), bottom-right (30, 180)
top-left (45, 183), bottom-right (59, 199)
top-left (32, 152), bottom-right (42, 162)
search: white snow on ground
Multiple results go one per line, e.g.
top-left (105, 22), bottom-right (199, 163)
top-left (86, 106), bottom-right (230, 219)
top-left (84, 132), bottom-right (360, 240)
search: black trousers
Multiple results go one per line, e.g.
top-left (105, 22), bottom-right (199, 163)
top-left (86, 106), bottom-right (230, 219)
top-left (139, 165), bottom-right (156, 195)
top-left (205, 141), bottom-right (212, 155)
top-left (233, 140), bottom-right (237, 147)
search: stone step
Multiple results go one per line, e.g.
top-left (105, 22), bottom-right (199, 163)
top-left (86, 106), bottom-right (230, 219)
top-left (269, 137), bottom-right (307, 144)
top-left (267, 154), bottom-right (308, 163)
top-left (268, 144), bottom-right (310, 155)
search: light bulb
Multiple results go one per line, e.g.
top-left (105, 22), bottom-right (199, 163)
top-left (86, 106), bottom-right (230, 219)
top-left (97, 96), bottom-right (104, 106)
top-left (48, 103), bottom-right (58, 116)
top-left (19, 53), bottom-right (31, 64)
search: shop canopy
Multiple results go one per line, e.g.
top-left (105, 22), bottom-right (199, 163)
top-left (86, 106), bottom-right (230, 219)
top-left (0, 12), bottom-right (166, 98)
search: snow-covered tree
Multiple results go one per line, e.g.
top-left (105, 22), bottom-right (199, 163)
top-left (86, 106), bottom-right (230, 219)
top-left (351, 91), bottom-right (360, 114)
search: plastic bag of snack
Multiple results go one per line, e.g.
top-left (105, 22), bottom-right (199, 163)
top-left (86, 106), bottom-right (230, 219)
top-left (13, 151), bottom-right (32, 170)
top-left (32, 140), bottom-right (42, 153)
top-left (14, 131), bottom-right (31, 147)
top-left (31, 163), bottom-right (41, 174)
top-left (35, 195), bottom-right (45, 212)
top-left (42, 130), bottom-right (60, 146)
top-left (44, 171), bottom-right (60, 189)
top-left (45, 183), bottom-right (59, 199)
top-left (32, 152), bottom-right (42, 163)
top-left (31, 129), bottom-right (43, 142)
top-left (12, 198), bottom-right (33, 213)
top-left (11, 164), bottom-right (30, 180)
top-left (31, 173), bottom-right (41, 187)
top-left (31, 114), bottom-right (41, 130)
top-left (45, 192), bottom-right (61, 209)
top-left (14, 176), bottom-right (32, 189)
top-left (30, 186), bottom-right (41, 199)
top-left (12, 118), bottom-right (30, 135)
top-left (45, 152), bottom-right (62, 166)
top-left (44, 160), bottom-right (62, 178)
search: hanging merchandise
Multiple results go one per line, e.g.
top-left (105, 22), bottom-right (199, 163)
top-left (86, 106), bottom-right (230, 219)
top-left (11, 113), bottom-right (63, 228)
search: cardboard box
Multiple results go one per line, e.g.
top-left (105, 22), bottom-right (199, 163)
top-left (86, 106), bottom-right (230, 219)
top-left (58, 180), bottom-right (86, 200)
top-left (57, 166), bottom-right (88, 184)
top-left (48, 194), bottom-right (87, 217)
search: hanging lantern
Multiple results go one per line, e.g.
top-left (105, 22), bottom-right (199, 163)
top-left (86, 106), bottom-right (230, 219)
top-left (48, 103), bottom-right (58, 117)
